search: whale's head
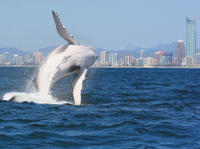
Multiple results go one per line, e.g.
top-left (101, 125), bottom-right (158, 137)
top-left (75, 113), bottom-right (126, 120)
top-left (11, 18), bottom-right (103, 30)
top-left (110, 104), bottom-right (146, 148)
top-left (71, 45), bottom-right (97, 69)
top-left (52, 44), bottom-right (97, 81)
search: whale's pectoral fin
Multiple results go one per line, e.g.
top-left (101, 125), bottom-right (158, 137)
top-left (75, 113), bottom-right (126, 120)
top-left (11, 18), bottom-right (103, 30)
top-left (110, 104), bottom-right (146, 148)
top-left (72, 68), bottom-right (87, 105)
top-left (52, 10), bottom-right (79, 45)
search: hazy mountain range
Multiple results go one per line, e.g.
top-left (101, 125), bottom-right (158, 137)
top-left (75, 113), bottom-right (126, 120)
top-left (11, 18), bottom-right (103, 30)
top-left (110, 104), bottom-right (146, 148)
top-left (0, 42), bottom-right (194, 58)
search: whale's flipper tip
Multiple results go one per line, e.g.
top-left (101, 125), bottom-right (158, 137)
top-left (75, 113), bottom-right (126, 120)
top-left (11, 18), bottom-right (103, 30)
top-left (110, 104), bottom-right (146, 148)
top-left (52, 10), bottom-right (58, 16)
top-left (52, 10), bottom-right (79, 45)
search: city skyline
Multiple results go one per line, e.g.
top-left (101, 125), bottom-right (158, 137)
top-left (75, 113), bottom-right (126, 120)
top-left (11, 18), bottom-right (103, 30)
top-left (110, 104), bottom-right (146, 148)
top-left (0, 39), bottom-right (200, 67)
top-left (97, 15), bottom-right (200, 68)
top-left (0, 0), bottom-right (200, 51)
top-left (0, 14), bottom-right (200, 67)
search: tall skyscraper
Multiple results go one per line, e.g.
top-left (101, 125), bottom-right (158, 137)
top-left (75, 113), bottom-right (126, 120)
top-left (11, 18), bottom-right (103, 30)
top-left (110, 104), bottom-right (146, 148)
top-left (161, 56), bottom-right (166, 65)
top-left (123, 53), bottom-right (132, 66)
top-left (12, 54), bottom-right (24, 65)
top-left (100, 50), bottom-right (109, 66)
top-left (140, 49), bottom-right (144, 58)
top-left (144, 57), bottom-right (155, 67)
top-left (0, 55), bottom-right (3, 64)
top-left (110, 53), bottom-right (118, 66)
top-left (186, 17), bottom-right (196, 59)
top-left (113, 53), bottom-right (118, 66)
top-left (195, 52), bottom-right (200, 64)
top-left (176, 40), bottom-right (185, 65)
top-left (154, 51), bottom-right (164, 65)
top-left (34, 51), bottom-right (42, 64)
top-left (164, 52), bottom-right (173, 65)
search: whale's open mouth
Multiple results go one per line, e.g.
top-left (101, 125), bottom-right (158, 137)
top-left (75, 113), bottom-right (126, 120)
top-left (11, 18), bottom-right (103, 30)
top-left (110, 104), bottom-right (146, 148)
top-left (68, 65), bottom-right (81, 73)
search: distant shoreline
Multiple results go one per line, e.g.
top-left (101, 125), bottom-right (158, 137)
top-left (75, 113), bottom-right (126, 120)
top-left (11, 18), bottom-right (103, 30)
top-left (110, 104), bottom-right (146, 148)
top-left (0, 65), bottom-right (38, 68)
top-left (92, 66), bottom-right (200, 69)
top-left (0, 65), bottom-right (200, 69)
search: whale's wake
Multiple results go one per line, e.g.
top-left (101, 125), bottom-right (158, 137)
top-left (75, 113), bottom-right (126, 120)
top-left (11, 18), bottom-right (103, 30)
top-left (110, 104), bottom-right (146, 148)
top-left (2, 10), bottom-right (97, 105)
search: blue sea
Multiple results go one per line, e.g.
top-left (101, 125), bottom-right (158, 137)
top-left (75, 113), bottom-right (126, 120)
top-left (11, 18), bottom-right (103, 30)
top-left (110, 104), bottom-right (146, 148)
top-left (0, 67), bottom-right (200, 148)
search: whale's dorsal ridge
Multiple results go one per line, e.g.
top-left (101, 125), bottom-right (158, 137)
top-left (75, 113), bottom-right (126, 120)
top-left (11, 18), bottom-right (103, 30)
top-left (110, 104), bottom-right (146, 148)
top-left (52, 10), bottom-right (79, 45)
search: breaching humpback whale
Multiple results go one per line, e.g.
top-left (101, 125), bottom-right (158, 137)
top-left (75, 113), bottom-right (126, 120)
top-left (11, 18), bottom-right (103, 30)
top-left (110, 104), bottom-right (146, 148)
top-left (35, 10), bottom-right (97, 105)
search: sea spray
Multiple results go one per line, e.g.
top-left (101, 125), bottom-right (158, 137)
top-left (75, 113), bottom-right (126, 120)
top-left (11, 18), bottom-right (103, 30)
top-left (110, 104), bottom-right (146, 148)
top-left (25, 69), bottom-right (39, 93)
top-left (2, 92), bottom-right (71, 105)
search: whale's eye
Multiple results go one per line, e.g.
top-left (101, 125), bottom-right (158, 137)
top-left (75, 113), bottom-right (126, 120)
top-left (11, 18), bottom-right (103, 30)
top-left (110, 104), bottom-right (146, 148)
top-left (62, 56), bottom-right (71, 64)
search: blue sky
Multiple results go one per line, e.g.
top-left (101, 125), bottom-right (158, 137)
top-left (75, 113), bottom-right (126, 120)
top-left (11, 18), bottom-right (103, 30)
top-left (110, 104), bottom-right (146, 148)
top-left (0, 0), bottom-right (199, 51)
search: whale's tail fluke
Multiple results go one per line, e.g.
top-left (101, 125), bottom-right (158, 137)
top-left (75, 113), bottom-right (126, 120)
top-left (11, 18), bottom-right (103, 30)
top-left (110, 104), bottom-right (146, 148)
top-left (52, 10), bottom-right (79, 45)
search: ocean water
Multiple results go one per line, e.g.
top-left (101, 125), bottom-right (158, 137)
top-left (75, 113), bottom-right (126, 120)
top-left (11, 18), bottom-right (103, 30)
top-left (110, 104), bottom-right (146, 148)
top-left (0, 67), bottom-right (200, 148)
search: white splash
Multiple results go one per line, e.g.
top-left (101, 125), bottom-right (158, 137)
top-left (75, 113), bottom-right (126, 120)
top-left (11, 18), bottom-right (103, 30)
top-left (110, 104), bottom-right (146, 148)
top-left (2, 92), bottom-right (72, 105)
